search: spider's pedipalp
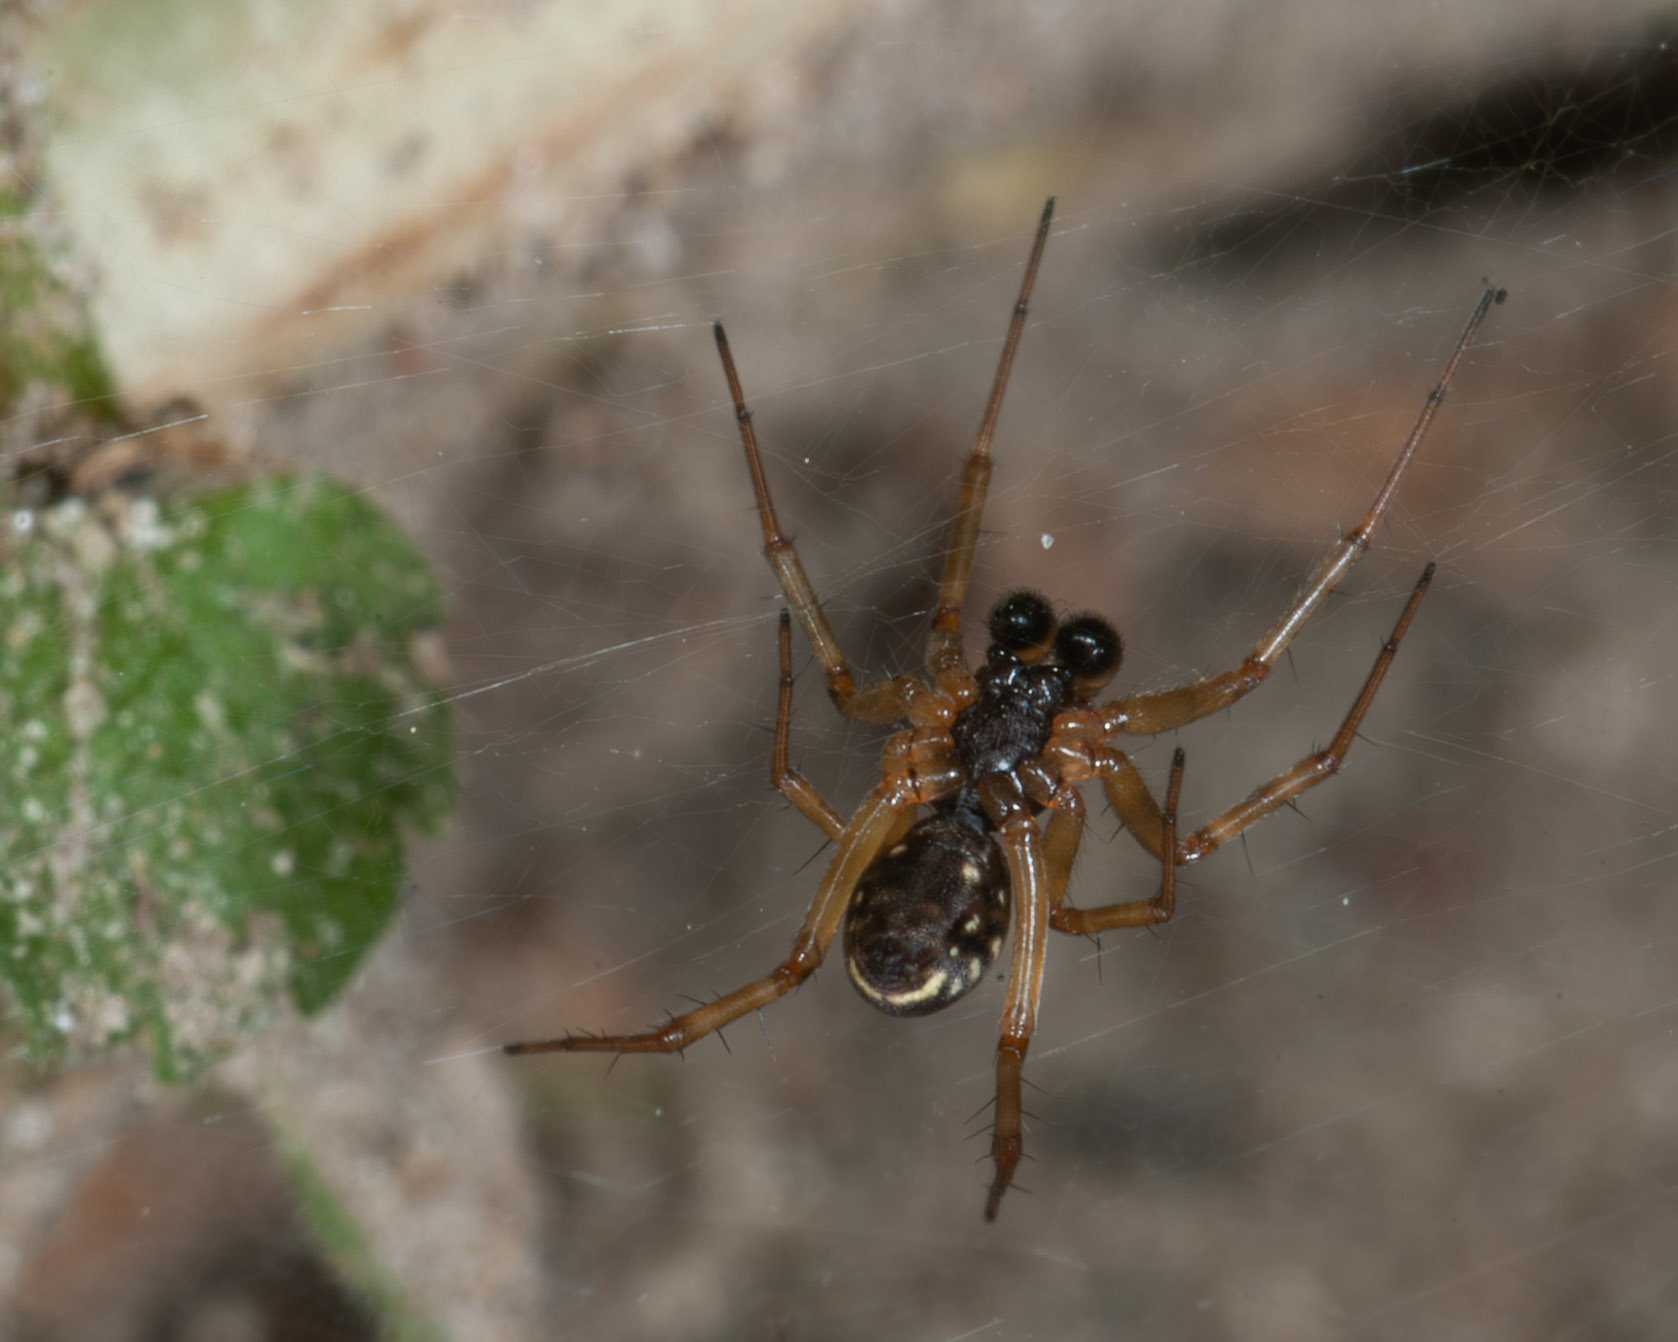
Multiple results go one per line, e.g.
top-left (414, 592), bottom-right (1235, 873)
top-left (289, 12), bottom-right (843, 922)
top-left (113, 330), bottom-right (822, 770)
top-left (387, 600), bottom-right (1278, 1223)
top-left (1055, 615), bottom-right (1122, 698)
top-left (988, 589), bottom-right (1056, 661)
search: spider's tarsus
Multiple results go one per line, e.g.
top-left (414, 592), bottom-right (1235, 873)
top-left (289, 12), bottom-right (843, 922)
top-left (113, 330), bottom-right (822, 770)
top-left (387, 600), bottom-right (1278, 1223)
top-left (983, 1177), bottom-right (1034, 1222)
top-left (503, 1028), bottom-right (583, 1055)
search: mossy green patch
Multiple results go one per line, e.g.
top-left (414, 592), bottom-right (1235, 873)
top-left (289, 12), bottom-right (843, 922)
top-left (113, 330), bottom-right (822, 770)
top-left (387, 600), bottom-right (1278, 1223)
top-left (0, 478), bottom-right (453, 1081)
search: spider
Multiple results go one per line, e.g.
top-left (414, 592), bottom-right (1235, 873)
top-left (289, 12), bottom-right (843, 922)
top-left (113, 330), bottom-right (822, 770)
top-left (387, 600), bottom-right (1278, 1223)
top-left (507, 199), bottom-right (1503, 1220)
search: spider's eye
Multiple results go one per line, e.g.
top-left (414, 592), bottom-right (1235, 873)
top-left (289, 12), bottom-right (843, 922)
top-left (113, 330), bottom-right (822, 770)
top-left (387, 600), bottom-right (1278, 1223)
top-left (1056, 615), bottom-right (1122, 697)
top-left (988, 590), bottom-right (1055, 661)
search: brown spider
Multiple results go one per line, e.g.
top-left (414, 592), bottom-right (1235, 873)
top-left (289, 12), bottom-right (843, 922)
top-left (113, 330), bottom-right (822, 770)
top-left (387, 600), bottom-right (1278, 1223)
top-left (507, 199), bottom-right (1503, 1220)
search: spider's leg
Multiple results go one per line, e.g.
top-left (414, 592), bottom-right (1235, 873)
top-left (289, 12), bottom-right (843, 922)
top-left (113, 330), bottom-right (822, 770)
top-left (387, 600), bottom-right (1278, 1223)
top-left (504, 777), bottom-right (923, 1057)
top-left (977, 774), bottom-right (1052, 1220)
top-left (771, 612), bottom-right (918, 849)
top-left (925, 197), bottom-right (1057, 696)
top-left (771, 611), bottom-right (845, 841)
top-left (1172, 562), bottom-right (1433, 865)
top-left (972, 754), bottom-right (1117, 1220)
top-left (1039, 779), bottom-right (1086, 910)
top-left (1088, 748), bottom-right (1171, 864)
top-left (1051, 751), bottom-right (1183, 935)
top-left (715, 324), bottom-right (920, 725)
top-left (1099, 288), bottom-right (1501, 738)
top-left (1082, 564), bottom-right (1431, 890)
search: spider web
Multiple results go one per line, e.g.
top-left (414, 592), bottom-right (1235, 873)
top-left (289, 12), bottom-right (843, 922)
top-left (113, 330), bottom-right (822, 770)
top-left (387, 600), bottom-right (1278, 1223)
top-left (6, 3), bottom-right (1678, 1340)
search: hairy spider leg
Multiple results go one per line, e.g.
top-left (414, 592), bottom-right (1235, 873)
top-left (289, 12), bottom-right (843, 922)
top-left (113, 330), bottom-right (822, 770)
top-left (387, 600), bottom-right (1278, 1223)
top-left (713, 196), bottom-right (1057, 721)
top-left (977, 773), bottom-right (1053, 1221)
top-left (713, 323), bottom-right (917, 724)
top-left (770, 610), bottom-right (921, 857)
top-left (503, 777), bottom-right (927, 1057)
top-left (1053, 563), bottom-right (1434, 934)
top-left (1170, 559), bottom-right (1434, 865)
top-left (925, 195), bottom-right (1058, 696)
top-left (770, 611), bottom-right (847, 841)
top-left (1101, 287), bottom-right (1502, 738)
top-left (982, 750), bottom-right (1183, 1219)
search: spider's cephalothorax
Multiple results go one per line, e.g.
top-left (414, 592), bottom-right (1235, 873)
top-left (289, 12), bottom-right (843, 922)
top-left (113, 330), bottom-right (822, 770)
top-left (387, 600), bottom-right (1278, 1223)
top-left (843, 591), bottom-right (1121, 1015)
top-left (505, 196), bottom-right (1502, 1222)
top-left (950, 590), bottom-right (1122, 786)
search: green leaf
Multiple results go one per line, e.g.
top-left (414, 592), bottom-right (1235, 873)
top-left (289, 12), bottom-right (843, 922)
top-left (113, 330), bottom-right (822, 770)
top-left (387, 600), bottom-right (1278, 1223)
top-left (0, 478), bottom-right (454, 1081)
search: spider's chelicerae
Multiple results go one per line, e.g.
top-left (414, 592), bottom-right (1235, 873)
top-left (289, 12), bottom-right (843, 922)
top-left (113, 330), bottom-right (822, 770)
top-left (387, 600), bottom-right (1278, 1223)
top-left (507, 199), bottom-right (1503, 1220)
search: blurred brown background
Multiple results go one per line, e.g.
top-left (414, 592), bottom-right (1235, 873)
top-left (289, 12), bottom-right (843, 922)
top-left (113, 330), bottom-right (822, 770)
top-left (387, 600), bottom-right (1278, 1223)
top-left (5, 2), bottom-right (1678, 1339)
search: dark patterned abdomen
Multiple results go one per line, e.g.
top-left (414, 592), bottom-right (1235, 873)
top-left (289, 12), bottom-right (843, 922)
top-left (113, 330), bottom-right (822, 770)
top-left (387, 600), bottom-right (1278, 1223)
top-left (843, 808), bottom-right (1010, 1016)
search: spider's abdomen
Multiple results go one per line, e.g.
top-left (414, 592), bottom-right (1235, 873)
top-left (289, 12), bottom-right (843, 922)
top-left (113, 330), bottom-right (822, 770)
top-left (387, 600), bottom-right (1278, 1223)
top-left (843, 808), bottom-right (1009, 1017)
